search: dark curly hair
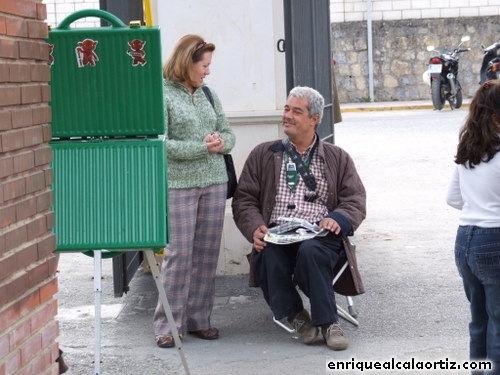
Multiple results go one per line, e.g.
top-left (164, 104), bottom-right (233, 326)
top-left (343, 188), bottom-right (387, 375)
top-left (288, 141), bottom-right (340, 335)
top-left (454, 80), bottom-right (500, 168)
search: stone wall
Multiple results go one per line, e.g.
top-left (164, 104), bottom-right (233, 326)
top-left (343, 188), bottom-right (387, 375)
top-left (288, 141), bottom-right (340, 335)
top-left (332, 16), bottom-right (500, 103)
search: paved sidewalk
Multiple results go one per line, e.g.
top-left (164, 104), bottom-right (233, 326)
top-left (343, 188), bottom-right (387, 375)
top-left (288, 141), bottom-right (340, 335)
top-left (56, 104), bottom-right (474, 375)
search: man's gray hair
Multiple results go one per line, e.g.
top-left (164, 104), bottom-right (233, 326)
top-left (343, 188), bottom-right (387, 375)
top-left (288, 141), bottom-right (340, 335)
top-left (288, 86), bottom-right (325, 124)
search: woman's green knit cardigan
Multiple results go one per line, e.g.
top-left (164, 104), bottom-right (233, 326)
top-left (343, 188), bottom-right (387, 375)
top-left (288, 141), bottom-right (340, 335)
top-left (163, 80), bottom-right (235, 189)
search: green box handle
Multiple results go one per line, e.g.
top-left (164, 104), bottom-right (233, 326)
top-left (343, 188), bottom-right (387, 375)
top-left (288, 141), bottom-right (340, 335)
top-left (56, 9), bottom-right (127, 30)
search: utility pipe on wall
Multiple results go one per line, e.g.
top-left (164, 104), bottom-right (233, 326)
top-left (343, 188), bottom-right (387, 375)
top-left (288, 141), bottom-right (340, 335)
top-left (366, 0), bottom-right (374, 101)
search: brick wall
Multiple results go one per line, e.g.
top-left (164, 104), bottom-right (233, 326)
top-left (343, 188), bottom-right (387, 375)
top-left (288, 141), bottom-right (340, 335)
top-left (0, 1), bottom-right (60, 374)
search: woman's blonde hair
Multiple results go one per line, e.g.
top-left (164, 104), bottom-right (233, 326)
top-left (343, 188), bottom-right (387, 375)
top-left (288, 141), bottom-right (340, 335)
top-left (163, 34), bottom-right (215, 87)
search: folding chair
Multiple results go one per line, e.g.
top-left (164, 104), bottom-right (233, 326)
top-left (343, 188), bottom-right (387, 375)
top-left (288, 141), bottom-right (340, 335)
top-left (331, 260), bottom-right (359, 326)
top-left (272, 255), bottom-right (360, 334)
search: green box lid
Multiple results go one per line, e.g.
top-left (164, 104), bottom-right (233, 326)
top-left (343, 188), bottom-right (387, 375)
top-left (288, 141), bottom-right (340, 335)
top-left (48, 9), bottom-right (165, 137)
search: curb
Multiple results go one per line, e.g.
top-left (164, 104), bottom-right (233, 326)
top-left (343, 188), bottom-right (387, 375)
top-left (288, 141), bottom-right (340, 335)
top-left (340, 101), bottom-right (471, 113)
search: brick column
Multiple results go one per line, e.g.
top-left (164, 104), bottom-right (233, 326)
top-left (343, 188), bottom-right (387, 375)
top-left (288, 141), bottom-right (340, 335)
top-left (0, 1), bottom-right (60, 374)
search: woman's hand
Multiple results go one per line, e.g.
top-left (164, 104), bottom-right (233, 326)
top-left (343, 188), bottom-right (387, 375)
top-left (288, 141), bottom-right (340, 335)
top-left (204, 132), bottom-right (224, 154)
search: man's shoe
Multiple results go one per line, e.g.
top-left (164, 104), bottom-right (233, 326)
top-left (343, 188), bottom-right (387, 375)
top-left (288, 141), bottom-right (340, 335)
top-left (287, 309), bottom-right (319, 345)
top-left (155, 335), bottom-right (175, 348)
top-left (322, 322), bottom-right (349, 350)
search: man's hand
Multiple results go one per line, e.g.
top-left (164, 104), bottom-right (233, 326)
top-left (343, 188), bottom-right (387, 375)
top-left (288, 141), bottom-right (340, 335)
top-left (252, 225), bottom-right (269, 252)
top-left (319, 217), bottom-right (341, 235)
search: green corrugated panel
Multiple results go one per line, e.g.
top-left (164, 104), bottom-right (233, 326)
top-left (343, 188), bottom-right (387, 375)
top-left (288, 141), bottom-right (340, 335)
top-left (48, 9), bottom-right (164, 137)
top-left (50, 139), bottom-right (168, 251)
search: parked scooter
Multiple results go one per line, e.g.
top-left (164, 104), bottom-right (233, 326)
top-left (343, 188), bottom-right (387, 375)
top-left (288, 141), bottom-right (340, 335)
top-left (480, 40), bottom-right (500, 84)
top-left (425, 36), bottom-right (470, 110)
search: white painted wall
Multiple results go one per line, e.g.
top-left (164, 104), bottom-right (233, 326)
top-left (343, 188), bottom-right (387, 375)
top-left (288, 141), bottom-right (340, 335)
top-left (155, 0), bottom-right (285, 113)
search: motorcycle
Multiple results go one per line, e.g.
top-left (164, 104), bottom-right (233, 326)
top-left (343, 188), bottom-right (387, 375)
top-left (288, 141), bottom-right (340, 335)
top-left (480, 40), bottom-right (500, 84)
top-left (425, 35), bottom-right (470, 110)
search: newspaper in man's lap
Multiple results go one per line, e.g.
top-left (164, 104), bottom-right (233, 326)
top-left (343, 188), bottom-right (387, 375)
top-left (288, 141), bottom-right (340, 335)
top-left (264, 217), bottom-right (328, 245)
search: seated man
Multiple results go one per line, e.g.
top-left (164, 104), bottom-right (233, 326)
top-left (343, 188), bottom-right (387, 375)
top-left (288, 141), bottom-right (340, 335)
top-left (231, 86), bottom-right (366, 350)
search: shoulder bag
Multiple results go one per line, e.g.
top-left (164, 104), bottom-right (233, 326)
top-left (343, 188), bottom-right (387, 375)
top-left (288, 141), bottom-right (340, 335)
top-left (201, 86), bottom-right (237, 199)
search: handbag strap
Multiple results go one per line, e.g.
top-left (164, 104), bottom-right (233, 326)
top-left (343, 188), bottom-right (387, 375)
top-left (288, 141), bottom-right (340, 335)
top-left (201, 86), bottom-right (214, 109)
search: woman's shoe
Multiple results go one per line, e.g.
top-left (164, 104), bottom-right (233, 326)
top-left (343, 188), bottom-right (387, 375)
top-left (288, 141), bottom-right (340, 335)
top-left (188, 327), bottom-right (219, 340)
top-left (155, 335), bottom-right (175, 348)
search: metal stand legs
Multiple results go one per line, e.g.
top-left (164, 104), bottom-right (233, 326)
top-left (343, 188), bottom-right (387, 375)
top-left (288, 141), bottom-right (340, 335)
top-left (91, 250), bottom-right (191, 375)
top-left (94, 250), bottom-right (102, 375)
top-left (144, 250), bottom-right (191, 375)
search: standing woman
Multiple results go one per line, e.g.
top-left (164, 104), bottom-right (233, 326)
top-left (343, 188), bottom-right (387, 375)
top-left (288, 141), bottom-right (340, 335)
top-left (447, 81), bottom-right (500, 374)
top-left (154, 34), bottom-right (235, 348)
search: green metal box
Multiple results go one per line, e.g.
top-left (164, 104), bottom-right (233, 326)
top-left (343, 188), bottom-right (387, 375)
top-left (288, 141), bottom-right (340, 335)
top-left (48, 9), bottom-right (164, 137)
top-left (50, 139), bottom-right (168, 252)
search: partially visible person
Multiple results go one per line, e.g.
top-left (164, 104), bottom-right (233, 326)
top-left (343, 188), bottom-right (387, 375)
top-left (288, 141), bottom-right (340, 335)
top-left (232, 86), bottom-right (366, 350)
top-left (447, 80), bottom-right (500, 375)
top-left (153, 34), bottom-right (235, 348)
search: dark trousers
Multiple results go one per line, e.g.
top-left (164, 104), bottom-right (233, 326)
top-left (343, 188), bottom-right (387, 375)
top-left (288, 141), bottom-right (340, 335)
top-left (253, 234), bottom-right (345, 327)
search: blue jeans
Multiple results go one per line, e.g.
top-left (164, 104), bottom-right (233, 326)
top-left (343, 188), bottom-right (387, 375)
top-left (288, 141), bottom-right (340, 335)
top-left (455, 226), bottom-right (500, 375)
